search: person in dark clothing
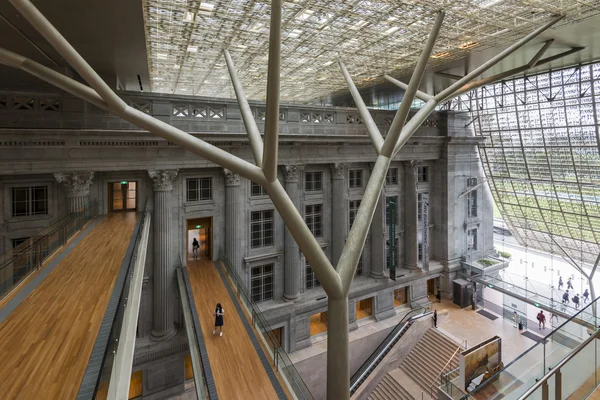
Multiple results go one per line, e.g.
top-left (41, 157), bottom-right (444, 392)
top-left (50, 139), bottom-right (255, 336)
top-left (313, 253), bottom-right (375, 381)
top-left (558, 276), bottom-right (564, 290)
top-left (573, 294), bottom-right (580, 309)
top-left (567, 278), bottom-right (574, 290)
top-left (537, 310), bottom-right (546, 330)
top-left (583, 289), bottom-right (590, 303)
top-left (213, 303), bottom-right (224, 336)
top-left (192, 238), bottom-right (200, 260)
top-left (562, 290), bottom-right (569, 304)
top-left (436, 289), bottom-right (441, 303)
top-left (433, 310), bottom-right (438, 328)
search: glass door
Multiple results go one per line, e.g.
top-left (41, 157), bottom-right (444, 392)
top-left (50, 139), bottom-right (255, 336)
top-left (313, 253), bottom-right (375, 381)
top-left (110, 182), bottom-right (137, 212)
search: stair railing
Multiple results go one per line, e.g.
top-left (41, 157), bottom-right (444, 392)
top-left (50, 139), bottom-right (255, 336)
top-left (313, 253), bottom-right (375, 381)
top-left (429, 339), bottom-right (467, 398)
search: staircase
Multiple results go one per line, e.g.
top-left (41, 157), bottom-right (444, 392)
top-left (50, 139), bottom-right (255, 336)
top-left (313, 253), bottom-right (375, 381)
top-left (399, 329), bottom-right (461, 393)
top-left (367, 373), bottom-right (414, 400)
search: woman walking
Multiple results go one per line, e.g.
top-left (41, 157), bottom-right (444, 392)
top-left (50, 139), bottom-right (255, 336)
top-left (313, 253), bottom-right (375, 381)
top-left (192, 238), bottom-right (200, 260)
top-left (213, 303), bottom-right (224, 337)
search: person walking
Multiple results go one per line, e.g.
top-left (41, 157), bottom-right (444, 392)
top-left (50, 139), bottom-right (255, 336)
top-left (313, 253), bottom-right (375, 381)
top-left (558, 276), bottom-right (564, 290)
top-left (433, 310), bottom-right (438, 328)
top-left (192, 238), bottom-right (200, 260)
top-left (513, 310), bottom-right (518, 328)
top-left (436, 289), bottom-right (441, 303)
top-left (562, 290), bottom-right (570, 305)
top-left (567, 277), bottom-right (573, 290)
top-left (583, 289), bottom-right (590, 304)
top-left (213, 303), bottom-right (224, 336)
top-left (550, 312), bottom-right (559, 324)
top-left (573, 294), bottom-right (580, 309)
top-left (537, 310), bottom-right (546, 330)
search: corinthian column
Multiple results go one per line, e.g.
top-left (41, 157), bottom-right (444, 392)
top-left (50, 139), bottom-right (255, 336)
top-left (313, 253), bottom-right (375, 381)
top-left (223, 169), bottom-right (243, 275)
top-left (54, 171), bottom-right (94, 213)
top-left (282, 165), bottom-right (302, 301)
top-left (404, 161), bottom-right (419, 270)
top-left (330, 163), bottom-right (346, 266)
top-left (148, 169), bottom-right (178, 341)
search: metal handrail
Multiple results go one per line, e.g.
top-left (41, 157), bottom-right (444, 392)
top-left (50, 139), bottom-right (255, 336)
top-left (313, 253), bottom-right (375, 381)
top-left (429, 339), bottom-right (467, 397)
top-left (350, 310), bottom-right (431, 395)
top-left (518, 328), bottom-right (600, 399)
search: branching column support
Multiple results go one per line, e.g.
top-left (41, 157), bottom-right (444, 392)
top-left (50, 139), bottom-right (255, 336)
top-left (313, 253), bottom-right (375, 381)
top-left (1, 0), bottom-right (563, 397)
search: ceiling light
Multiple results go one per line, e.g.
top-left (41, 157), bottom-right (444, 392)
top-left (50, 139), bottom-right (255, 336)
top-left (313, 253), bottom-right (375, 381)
top-left (173, 64), bottom-right (180, 69)
top-left (478, 0), bottom-right (503, 7)
top-left (459, 41), bottom-right (478, 49)
top-left (289, 29), bottom-right (302, 38)
top-left (236, 44), bottom-right (248, 49)
top-left (152, 77), bottom-right (165, 81)
top-left (388, 17), bottom-right (397, 22)
top-left (180, 88), bottom-right (188, 91)
top-left (351, 20), bottom-right (369, 30)
top-left (183, 11), bottom-right (195, 22)
top-left (187, 46), bottom-right (198, 53)
top-left (249, 22), bottom-right (265, 33)
top-left (385, 26), bottom-right (400, 35)
top-left (199, 2), bottom-right (215, 15)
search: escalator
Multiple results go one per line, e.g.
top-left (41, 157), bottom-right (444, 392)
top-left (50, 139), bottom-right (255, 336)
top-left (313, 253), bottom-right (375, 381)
top-left (349, 308), bottom-right (431, 395)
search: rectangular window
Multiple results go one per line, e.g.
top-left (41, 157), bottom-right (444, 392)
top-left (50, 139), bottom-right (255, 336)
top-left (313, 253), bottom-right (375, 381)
top-left (12, 237), bottom-right (28, 248)
top-left (251, 210), bottom-right (274, 248)
top-left (305, 204), bottom-right (323, 238)
top-left (468, 190), bottom-right (478, 217)
top-left (349, 200), bottom-right (361, 229)
top-left (251, 181), bottom-right (267, 197)
top-left (417, 166), bottom-right (429, 183)
top-left (386, 196), bottom-right (398, 226)
top-left (417, 193), bottom-right (423, 222)
top-left (349, 169), bottom-right (363, 188)
top-left (186, 178), bottom-right (212, 202)
top-left (251, 264), bottom-right (274, 303)
top-left (386, 168), bottom-right (398, 185)
top-left (305, 261), bottom-right (321, 289)
top-left (468, 228), bottom-right (478, 250)
top-left (305, 171), bottom-right (323, 192)
top-left (12, 186), bottom-right (48, 217)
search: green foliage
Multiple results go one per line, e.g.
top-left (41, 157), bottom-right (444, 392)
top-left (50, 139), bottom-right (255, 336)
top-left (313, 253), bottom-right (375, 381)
top-left (479, 258), bottom-right (499, 267)
top-left (498, 251), bottom-right (511, 259)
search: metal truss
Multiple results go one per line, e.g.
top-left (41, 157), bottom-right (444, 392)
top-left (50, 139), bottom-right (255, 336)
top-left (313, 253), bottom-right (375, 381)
top-left (141, 0), bottom-right (600, 102)
top-left (0, 0), bottom-right (561, 398)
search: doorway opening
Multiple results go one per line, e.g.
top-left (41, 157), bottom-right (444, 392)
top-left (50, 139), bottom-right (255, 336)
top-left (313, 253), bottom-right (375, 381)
top-left (394, 287), bottom-right (408, 307)
top-left (309, 311), bottom-right (328, 336)
top-left (356, 297), bottom-right (373, 320)
top-left (268, 327), bottom-right (284, 352)
top-left (109, 181), bottom-right (137, 212)
top-left (186, 217), bottom-right (213, 262)
top-left (427, 278), bottom-right (436, 297)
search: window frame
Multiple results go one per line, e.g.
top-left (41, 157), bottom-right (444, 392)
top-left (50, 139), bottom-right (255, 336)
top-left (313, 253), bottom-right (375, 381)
top-left (349, 169), bottom-right (363, 189)
top-left (467, 228), bottom-right (478, 250)
top-left (185, 177), bottom-right (212, 203)
top-left (417, 166), bottom-right (429, 183)
top-left (250, 263), bottom-right (274, 303)
top-left (305, 260), bottom-right (321, 289)
top-left (468, 190), bottom-right (478, 218)
top-left (11, 185), bottom-right (48, 218)
top-left (250, 209), bottom-right (275, 249)
top-left (348, 200), bottom-right (361, 230)
top-left (304, 171), bottom-right (323, 192)
top-left (386, 168), bottom-right (399, 185)
top-left (305, 203), bottom-right (323, 238)
top-left (250, 181), bottom-right (268, 197)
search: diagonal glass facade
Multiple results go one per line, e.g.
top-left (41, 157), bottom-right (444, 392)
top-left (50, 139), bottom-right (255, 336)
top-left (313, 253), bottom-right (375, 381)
top-left (447, 63), bottom-right (600, 264)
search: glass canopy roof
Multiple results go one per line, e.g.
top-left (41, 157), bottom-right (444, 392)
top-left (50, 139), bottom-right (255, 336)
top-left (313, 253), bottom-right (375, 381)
top-left (141, 0), bottom-right (600, 102)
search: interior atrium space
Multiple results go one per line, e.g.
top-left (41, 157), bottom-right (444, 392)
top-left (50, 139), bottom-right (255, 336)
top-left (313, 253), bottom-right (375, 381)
top-left (1, 0), bottom-right (600, 399)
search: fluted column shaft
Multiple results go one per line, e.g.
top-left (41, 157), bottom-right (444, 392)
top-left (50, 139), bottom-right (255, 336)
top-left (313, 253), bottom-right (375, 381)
top-left (224, 169), bottom-right (242, 275)
top-left (149, 169), bottom-right (178, 341)
top-left (404, 161), bottom-right (419, 270)
top-left (330, 163), bottom-right (346, 266)
top-left (282, 165), bottom-right (301, 301)
top-left (54, 171), bottom-right (94, 213)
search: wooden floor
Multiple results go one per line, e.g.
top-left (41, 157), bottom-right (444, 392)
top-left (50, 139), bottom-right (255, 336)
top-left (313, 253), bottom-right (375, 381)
top-left (186, 256), bottom-right (281, 400)
top-left (0, 212), bottom-right (137, 400)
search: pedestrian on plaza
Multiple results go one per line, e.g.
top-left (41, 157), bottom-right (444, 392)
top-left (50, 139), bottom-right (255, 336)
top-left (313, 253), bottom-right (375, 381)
top-left (192, 238), bottom-right (200, 260)
top-left (550, 312), bottom-right (559, 324)
top-left (537, 310), bottom-right (546, 330)
top-left (583, 289), bottom-right (590, 303)
top-left (433, 310), bottom-right (438, 328)
top-left (567, 277), bottom-right (574, 290)
top-left (212, 303), bottom-right (224, 337)
top-left (573, 294), bottom-right (580, 309)
top-left (558, 276), bottom-right (564, 290)
top-left (513, 310), bottom-right (518, 328)
top-left (562, 290), bottom-right (569, 304)
top-left (436, 289), bottom-right (441, 303)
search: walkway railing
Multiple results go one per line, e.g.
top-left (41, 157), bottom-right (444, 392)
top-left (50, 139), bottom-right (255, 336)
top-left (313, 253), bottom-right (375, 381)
top-left (350, 308), bottom-right (429, 395)
top-left (441, 295), bottom-right (600, 400)
top-left (0, 200), bottom-right (97, 301)
top-left (218, 248), bottom-right (313, 400)
top-left (429, 339), bottom-right (467, 398)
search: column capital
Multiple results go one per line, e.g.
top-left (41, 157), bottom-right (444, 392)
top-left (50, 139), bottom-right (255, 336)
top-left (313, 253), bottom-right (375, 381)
top-left (148, 169), bottom-right (178, 191)
top-left (330, 163), bottom-right (347, 180)
top-left (281, 165), bottom-right (303, 183)
top-left (223, 169), bottom-right (241, 186)
top-left (54, 171), bottom-right (94, 197)
top-left (405, 160), bottom-right (418, 172)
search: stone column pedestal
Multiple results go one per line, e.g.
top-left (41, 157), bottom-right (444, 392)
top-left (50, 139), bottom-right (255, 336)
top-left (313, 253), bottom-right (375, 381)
top-left (282, 165), bottom-right (302, 301)
top-left (54, 171), bottom-right (95, 213)
top-left (404, 161), bottom-right (419, 270)
top-left (148, 169), bottom-right (178, 341)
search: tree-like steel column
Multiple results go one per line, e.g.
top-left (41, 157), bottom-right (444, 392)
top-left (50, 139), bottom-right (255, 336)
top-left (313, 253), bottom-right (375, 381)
top-left (404, 161), bottom-right (419, 270)
top-left (148, 169), bottom-right (178, 341)
top-left (54, 171), bottom-right (94, 213)
top-left (223, 169), bottom-right (242, 274)
top-left (282, 165), bottom-right (302, 301)
top-left (1, 0), bottom-right (563, 396)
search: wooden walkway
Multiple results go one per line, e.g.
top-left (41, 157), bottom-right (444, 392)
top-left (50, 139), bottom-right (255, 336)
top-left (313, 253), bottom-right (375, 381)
top-left (186, 256), bottom-right (283, 400)
top-left (0, 212), bottom-right (137, 400)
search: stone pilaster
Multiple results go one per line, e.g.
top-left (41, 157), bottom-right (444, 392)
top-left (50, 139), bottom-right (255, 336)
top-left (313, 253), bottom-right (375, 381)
top-left (404, 161), bottom-right (419, 270)
top-left (282, 165), bottom-right (301, 301)
top-left (148, 169), bottom-right (178, 341)
top-left (330, 163), bottom-right (346, 266)
top-left (54, 171), bottom-right (94, 213)
top-left (223, 169), bottom-right (243, 276)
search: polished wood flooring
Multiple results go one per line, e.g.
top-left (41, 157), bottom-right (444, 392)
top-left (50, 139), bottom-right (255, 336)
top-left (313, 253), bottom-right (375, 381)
top-left (0, 213), bottom-right (137, 400)
top-left (186, 256), bottom-right (281, 400)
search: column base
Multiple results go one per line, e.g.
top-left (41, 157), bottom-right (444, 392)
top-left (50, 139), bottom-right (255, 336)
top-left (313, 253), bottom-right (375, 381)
top-left (150, 327), bottom-right (177, 342)
top-left (282, 294), bottom-right (299, 302)
top-left (370, 271), bottom-right (386, 279)
top-left (404, 264), bottom-right (420, 270)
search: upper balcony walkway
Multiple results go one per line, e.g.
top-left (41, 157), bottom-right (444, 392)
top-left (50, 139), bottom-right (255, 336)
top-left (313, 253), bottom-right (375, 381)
top-left (0, 212), bottom-right (137, 399)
